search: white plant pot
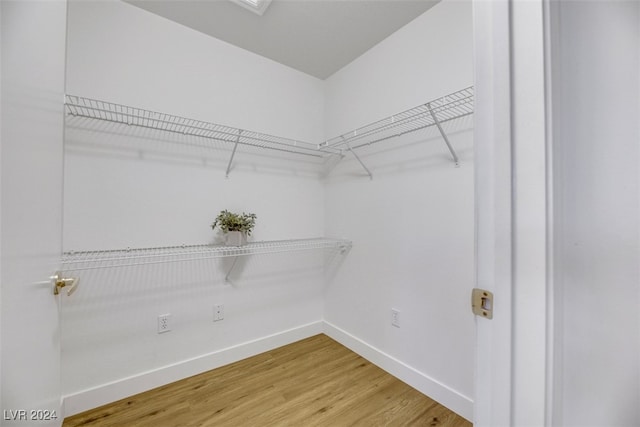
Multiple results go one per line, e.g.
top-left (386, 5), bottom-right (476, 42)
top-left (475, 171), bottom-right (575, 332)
top-left (225, 231), bottom-right (247, 247)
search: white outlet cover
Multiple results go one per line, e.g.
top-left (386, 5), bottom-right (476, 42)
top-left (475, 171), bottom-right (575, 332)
top-left (391, 309), bottom-right (400, 328)
top-left (213, 304), bottom-right (224, 322)
top-left (158, 314), bottom-right (171, 333)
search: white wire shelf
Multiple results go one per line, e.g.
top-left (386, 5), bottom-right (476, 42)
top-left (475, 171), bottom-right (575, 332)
top-left (320, 86), bottom-right (474, 151)
top-left (61, 238), bottom-right (352, 272)
top-left (64, 95), bottom-right (326, 159)
top-left (65, 86), bottom-right (473, 179)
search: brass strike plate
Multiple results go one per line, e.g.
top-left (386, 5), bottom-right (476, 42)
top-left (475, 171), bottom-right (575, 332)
top-left (51, 270), bottom-right (80, 296)
top-left (472, 288), bottom-right (493, 319)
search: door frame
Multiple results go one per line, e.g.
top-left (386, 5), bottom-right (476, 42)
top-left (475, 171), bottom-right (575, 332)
top-left (472, 0), bottom-right (553, 425)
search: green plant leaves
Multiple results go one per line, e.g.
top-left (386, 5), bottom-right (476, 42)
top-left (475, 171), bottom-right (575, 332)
top-left (211, 210), bottom-right (257, 235)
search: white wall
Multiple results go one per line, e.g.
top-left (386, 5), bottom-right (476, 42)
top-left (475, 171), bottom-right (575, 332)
top-left (64, 0), bottom-right (326, 251)
top-left (62, 0), bottom-right (476, 419)
top-left (323, 0), bottom-right (474, 420)
top-left (552, 1), bottom-right (640, 425)
top-left (65, 1), bottom-right (324, 143)
top-left (62, 0), bottom-right (329, 414)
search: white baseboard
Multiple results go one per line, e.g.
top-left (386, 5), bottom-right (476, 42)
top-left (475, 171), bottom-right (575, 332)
top-left (323, 321), bottom-right (473, 422)
top-left (64, 320), bottom-right (473, 422)
top-left (63, 321), bottom-right (324, 417)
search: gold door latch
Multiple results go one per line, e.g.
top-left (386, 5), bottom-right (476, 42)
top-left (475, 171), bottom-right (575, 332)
top-left (51, 271), bottom-right (79, 296)
top-left (471, 288), bottom-right (493, 319)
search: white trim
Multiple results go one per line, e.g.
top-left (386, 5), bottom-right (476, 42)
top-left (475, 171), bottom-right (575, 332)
top-left (472, 0), bottom-right (514, 425)
top-left (63, 321), bottom-right (323, 416)
top-left (323, 321), bottom-right (473, 422)
top-left (0, 1), bottom-right (4, 416)
top-left (543, 0), bottom-right (560, 424)
top-left (511, 0), bottom-right (551, 424)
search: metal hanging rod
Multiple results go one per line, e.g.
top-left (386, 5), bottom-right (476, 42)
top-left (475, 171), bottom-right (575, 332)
top-left (61, 238), bottom-right (352, 272)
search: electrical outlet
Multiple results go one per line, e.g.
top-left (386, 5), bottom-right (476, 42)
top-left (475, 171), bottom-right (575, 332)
top-left (391, 309), bottom-right (400, 328)
top-left (158, 314), bottom-right (171, 333)
top-left (213, 304), bottom-right (224, 322)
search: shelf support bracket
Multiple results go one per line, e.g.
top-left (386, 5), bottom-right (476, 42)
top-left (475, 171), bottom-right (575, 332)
top-left (427, 103), bottom-right (459, 166)
top-left (344, 138), bottom-right (373, 180)
top-left (225, 256), bottom-right (239, 282)
top-left (225, 130), bottom-right (242, 178)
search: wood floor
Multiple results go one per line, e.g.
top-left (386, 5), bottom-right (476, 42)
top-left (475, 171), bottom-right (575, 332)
top-left (63, 334), bottom-right (471, 427)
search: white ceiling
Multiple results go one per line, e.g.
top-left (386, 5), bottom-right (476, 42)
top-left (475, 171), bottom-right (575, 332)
top-left (124, 0), bottom-right (440, 80)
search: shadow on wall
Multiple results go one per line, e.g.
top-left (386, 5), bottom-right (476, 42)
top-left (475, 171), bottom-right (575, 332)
top-left (60, 246), bottom-right (345, 307)
top-left (64, 116), bottom-right (328, 180)
top-left (324, 116), bottom-right (474, 182)
top-left (64, 110), bottom-right (473, 183)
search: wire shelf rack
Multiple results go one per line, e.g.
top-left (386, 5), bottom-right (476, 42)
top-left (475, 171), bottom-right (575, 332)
top-left (61, 238), bottom-right (352, 272)
top-left (65, 95), bottom-right (326, 159)
top-left (64, 86), bottom-right (473, 179)
top-left (319, 86), bottom-right (474, 151)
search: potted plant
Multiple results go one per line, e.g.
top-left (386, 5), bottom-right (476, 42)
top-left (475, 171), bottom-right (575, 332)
top-left (211, 210), bottom-right (257, 246)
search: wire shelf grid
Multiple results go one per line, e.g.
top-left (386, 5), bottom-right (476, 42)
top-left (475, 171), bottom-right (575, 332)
top-left (319, 86), bottom-right (474, 151)
top-left (65, 95), bottom-right (325, 158)
top-left (65, 87), bottom-right (473, 161)
top-left (61, 238), bottom-right (352, 272)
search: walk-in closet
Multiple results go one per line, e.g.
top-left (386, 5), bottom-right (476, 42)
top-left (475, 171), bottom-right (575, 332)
top-left (2, 0), bottom-right (639, 426)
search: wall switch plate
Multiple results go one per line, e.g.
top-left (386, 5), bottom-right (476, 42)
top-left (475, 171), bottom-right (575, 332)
top-left (158, 314), bottom-right (171, 333)
top-left (391, 309), bottom-right (400, 328)
top-left (213, 304), bottom-right (224, 322)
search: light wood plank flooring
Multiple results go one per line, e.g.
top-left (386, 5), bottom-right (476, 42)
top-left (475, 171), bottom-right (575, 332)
top-left (64, 334), bottom-right (471, 427)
